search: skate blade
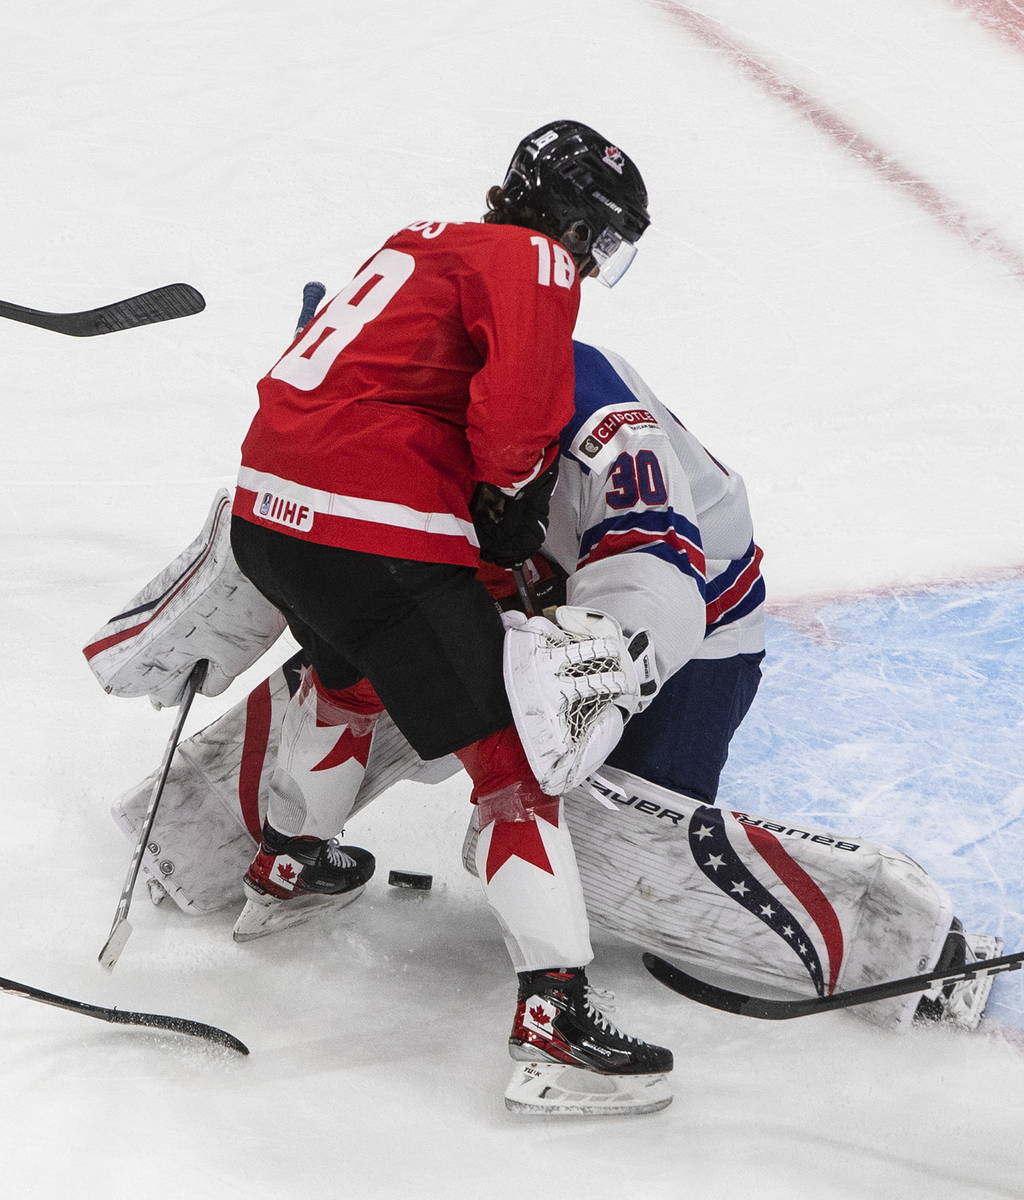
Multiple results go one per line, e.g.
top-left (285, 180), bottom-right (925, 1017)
top-left (232, 885), bottom-right (365, 943)
top-left (503, 1063), bottom-right (672, 1116)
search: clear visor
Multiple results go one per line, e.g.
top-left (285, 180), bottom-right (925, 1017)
top-left (591, 226), bottom-right (639, 287)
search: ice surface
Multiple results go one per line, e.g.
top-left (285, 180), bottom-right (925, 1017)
top-left (1, 0), bottom-right (1022, 1197)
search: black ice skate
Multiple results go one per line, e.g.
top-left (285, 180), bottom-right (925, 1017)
top-left (510, 967), bottom-right (672, 1074)
top-left (232, 821), bottom-right (374, 943)
top-left (914, 917), bottom-right (1003, 1031)
top-left (506, 967), bottom-right (673, 1115)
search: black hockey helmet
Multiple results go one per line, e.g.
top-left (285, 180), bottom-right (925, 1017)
top-left (490, 120), bottom-right (651, 286)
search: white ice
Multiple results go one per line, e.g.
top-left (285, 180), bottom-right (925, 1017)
top-left (1, 1), bottom-right (1023, 1197)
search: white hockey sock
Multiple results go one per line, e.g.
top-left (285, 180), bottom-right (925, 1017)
top-left (267, 670), bottom-right (378, 838)
top-left (474, 795), bottom-right (593, 972)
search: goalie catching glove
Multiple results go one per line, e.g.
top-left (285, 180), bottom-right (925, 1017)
top-left (502, 606), bottom-right (659, 795)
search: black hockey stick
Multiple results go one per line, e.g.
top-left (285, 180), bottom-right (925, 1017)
top-left (642, 949), bottom-right (1024, 1020)
top-left (511, 565), bottom-right (536, 616)
top-left (99, 660), bottom-right (208, 970)
top-left (1, 974), bottom-right (248, 1054)
top-left (295, 280), bottom-right (326, 334)
top-left (0, 283), bottom-right (205, 337)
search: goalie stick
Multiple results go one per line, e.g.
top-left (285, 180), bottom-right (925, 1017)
top-left (642, 948), bottom-right (1024, 1020)
top-left (1, 974), bottom-right (248, 1054)
top-left (99, 660), bottom-right (208, 970)
top-left (0, 283), bottom-right (205, 337)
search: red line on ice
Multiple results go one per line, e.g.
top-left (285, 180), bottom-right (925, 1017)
top-left (652, 1), bottom-right (1024, 276)
top-left (950, 0), bottom-right (1024, 51)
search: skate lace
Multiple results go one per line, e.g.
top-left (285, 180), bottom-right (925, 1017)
top-left (583, 986), bottom-right (640, 1044)
top-left (324, 839), bottom-right (357, 869)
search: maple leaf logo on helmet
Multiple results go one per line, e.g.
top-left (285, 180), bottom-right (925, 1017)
top-left (602, 146), bottom-right (626, 174)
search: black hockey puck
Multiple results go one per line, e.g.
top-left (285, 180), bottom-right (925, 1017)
top-left (387, 870), bottom-right (433, 890)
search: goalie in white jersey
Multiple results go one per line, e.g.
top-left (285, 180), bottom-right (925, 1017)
top-left (537, 340), bottom-right (766, 805)
top-left (89, 342), bottom-right (999, 1116)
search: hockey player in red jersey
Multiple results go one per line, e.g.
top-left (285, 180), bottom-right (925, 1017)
top-left (227, 121), bottom-right (672, 1111)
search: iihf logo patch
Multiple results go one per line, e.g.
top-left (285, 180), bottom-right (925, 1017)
top-left (253, 490), bottom-right (314, 532)
top-left (602, 146), bottom-right (625, 174)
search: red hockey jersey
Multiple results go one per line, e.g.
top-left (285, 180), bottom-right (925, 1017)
top-left (234, 220), bottom-right (580, 566)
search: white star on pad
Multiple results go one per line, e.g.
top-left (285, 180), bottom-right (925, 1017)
top-left (705, 854), bottom-right (725, 870)
top-left (760, 904), bottom-right (775, 917)
top-left (783, 925), bottom-right (795, 937)
top-left (730, 881), bottom-right (750, 897)
top-left (694, 825), bottom-right (715, 841)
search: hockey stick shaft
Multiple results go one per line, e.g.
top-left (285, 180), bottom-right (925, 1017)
top-left (99, 660), bottom-right (207, 970)
top-left (0, 283), bottom-right (205, 336)
top-left (295, 280), bottom-right (326, 334)
top-left (0, 974), bottom-right (248, 1054)
top-left (511, 565), bottom-right (536, 616)
top-left (642, 949), bottom-right (1024, 1020)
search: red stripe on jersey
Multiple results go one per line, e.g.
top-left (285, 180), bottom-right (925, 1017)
top-left (579, 526), bottom-right (707, 579)
top-left (233, 487), bottom-right (480, 566)
top-left (706, 545), bottom-right (763, 626)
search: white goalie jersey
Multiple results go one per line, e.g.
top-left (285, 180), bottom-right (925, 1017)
top-left (543, 342), bottom-right (765, 684)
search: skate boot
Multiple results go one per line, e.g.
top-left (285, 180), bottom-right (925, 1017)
top-left (505, 967), bottom-right (673, 1115)
top-left (914, 917), bottom-right (1003, 1031)
top-left (232, 821), bottom-right (375, 943)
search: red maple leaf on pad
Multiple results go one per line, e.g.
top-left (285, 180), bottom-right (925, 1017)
top-left (312, 727), bottom-right (373, 773)
top-left (484, 809), bottom-right (558, 882)
top-left (276, 861), bottom-right (298, 883)
top-left (529, 1004), bottom-right (552, 1027)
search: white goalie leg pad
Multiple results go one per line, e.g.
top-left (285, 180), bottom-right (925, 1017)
top-left (112, 654), bottom-right (461, 915)
top-left (504, 1063), bottom-right (672, 1116)
top-left (502, 606), bottom-right (641, 795)
top-left (83, 489), bottom-right (286, 708)
top-left (110, 655), bottom-right (301, 914)
top-left (466, 767), bottom-right (954, 1030)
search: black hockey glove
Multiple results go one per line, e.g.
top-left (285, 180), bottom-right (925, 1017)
top-left (471, 464), bottom-right (558, 569)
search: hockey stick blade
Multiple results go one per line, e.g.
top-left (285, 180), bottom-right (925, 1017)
top-left (0, 283), bottom-right (205, 336)
top-left (97, 918), bottom-right (133, 972)
top-left (642, 949), bottom-right (1024, 1020)
top-left (1, 975), bottom-right (248, 1054)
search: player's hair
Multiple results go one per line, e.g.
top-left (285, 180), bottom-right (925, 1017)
top-left (481, 184), bottom-right (530, 227)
